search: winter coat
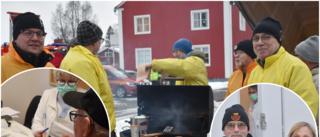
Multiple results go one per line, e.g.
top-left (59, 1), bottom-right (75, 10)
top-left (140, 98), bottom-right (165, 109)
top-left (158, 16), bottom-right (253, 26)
top-left (1, 41), bottom-right (54, 83)
top-left (152, 50), bottom-right (208, 85)
top-left (60, 45), bottom-right (116, 132)
top-left (225, 62), bottom-right (257, 97)
top-left (32, 88), bottom-right (76, 137)
top-left (311, 67), bottom-right (319, 94)
top-left (247, 46), bottom-right (319, 118)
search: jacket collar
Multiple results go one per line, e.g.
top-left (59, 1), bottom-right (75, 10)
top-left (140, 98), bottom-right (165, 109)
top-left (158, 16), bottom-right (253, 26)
top-left (9, 41), bottom-right (54, 67)
top-left (255, 46), bottom-right (285, 69)
top-left (72, 45), bottom-right (95, 56)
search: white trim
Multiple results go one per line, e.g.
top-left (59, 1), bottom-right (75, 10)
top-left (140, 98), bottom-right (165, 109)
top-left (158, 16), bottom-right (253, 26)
top-left (192, 44), bottom-right (211, 67)
top-left (239, 11), bottom-right (246, 31)
top-left (135, 48), bottom-right (152, 68)
top-left (134, 14), bottom-right (151, 35)
top-left (116, 8), bottom-right (125, 69)
top-left (223, 1), bottom-right (233, 78)
top-left (190, 9), bottom-right (210, 31)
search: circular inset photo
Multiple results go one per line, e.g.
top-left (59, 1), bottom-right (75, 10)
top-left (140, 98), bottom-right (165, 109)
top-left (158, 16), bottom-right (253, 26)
top-left (1, 68), bottom-right (110, 137)
top-left (210, 83), bottom-right (317, 137)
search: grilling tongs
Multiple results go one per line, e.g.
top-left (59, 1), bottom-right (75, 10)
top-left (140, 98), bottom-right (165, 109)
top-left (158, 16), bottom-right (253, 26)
top-left (144, 126), bottom-right (174, 137)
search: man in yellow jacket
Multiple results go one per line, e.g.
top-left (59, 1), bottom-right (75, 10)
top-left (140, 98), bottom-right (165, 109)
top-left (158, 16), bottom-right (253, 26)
top-left (60, 21), bottom-right (116, 136)
top-left (247, 17), bottom-right (319, 119)
top-left (225, 40), bottom-right (257, 97)
top-left (1, 12), bottom-right (54, 83)
top-left (145, 38), bottom-right (208, 85)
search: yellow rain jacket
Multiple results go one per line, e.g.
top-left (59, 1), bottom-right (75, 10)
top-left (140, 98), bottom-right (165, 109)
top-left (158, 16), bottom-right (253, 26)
top-left (1, 41), bottom-right (54, 83)
top-left (60, 45), bottom-right (116, 131)
top-left (225, 62), bottom-right (257, 97)
top-left (248, 46), bottom-right (319, 118)
top-left (152, 50), bottom-right (208, 85)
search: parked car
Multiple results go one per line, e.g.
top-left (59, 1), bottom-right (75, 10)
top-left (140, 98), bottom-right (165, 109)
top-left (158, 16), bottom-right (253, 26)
top-left (125, 70), bottom-right (137, 77)
top-left (103, 65), bottom-right (138, 98)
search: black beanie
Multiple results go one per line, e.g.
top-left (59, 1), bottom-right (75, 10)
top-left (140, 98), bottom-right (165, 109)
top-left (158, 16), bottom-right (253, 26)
top-left (77, 21), bottom-right (103, 46)
top-left (222, 104), bottom-right (250, 131)
top-left (252, 17), bottom-right (282, 45)
top-left (13, 12), bottom-right (45, 40)
top-left (234, 40), bottom-right (257, 59)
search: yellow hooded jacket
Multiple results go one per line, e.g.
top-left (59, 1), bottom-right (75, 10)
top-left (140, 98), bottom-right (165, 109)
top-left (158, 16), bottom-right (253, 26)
top-left (247, 46), bottom-right (319, 118)
top-left (60, 45), bottom-right (116, 131)
top-left (1, 41), bottom-right (54, 83)
top-left (152, 50), bottom-right (208, 85)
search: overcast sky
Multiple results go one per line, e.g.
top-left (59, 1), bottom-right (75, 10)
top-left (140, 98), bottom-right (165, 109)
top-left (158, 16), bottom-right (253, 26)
top-left (1, 1), bottom-right (120, 45)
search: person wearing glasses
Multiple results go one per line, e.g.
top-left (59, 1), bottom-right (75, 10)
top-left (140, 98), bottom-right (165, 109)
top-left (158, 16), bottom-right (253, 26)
top-left (225, 40), bottom-right (257, 98)
top-left (247, 17), bottom-right (318, 119)
top-left (1, 12), bottom-right (54, 83)
top-left (145, 38), bottom-right (208, 85)
top-left (63, 89), bottom-right (109, 137)
top-left (222, 104), bottom-right (252, 137)
top-left (60, 20), bottom-right (116, 137)
top-left (32, 70), bottom-right (83, 137)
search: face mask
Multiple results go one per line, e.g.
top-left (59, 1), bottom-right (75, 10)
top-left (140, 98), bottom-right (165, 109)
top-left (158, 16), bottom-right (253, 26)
top-left (57, 84), bottom-right (77, 96)
top-left (250, 94), bottom-right (258, 101)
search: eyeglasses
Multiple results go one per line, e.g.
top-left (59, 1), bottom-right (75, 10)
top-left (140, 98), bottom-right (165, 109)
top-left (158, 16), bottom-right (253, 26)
top-left (226, 122), bottom-right (247, 130)
top-left (252, 35), bottom-right (272, 44)
top-left (234, 51), bottom-right (244, 56)
top-left (56, 80), bottom-right (78, 86)
top-left (172, 50), bottom-right (180, 54)
top-left (69, 110), bottom-right (88, 122)
top-left (21, 30), bottom-right (47, 39)
top-left (101, 38), bottom-right (105, 43)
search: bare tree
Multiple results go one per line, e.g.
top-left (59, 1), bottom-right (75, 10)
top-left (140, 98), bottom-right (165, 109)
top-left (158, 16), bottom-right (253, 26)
top-left (51, 1), bottom-right (98, 43)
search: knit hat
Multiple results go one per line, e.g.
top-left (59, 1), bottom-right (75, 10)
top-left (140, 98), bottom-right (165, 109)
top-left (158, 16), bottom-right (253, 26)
top-left (253, 17), bottom-right (282, 45)
top-left (63, 88), bottom-right (109, 130)
top-left (13, 12), bottom-right (45, 40)
top-left (172, 38), bottom-right (193, 54)
top-left (294, 35), bottom-right (319, 63)
top-left (77, 21), bottom-right (103, 46)
top-left (222, 104), bottom-right (249, 131)
top-left (234, 40), bottom-right (257, 59)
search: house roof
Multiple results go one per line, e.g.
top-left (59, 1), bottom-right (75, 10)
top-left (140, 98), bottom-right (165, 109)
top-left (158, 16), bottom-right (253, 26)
top-left (98, 46), bottom-right (119, 54)
top-left (236, 1), bottom-right (319, 54)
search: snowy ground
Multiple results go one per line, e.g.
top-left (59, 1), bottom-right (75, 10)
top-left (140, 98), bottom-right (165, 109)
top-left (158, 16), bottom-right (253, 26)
top-left (115, 81), bottom-right (228, 137)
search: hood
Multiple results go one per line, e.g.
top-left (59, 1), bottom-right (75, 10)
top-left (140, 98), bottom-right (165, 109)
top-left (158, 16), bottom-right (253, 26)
top-left (190, 50), bottom-right (206, 62)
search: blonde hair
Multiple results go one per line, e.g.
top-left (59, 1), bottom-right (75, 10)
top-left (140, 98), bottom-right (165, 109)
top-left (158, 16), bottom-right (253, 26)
top-left (53, 69), bottom-right (79, 81)
top-left (288, 121), bottom-right (316, 137)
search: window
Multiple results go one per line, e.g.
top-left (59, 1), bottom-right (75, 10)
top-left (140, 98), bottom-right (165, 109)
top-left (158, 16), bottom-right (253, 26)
top-left (134, 15), bottom-right (151, 35)
top-left (193, 44), bottom-right (210, 66)
top-left (239, 12), bottom-right (246, 31)
top-left (191, 9), bottom-right (210, 30)
top-left (105, 52), bottom-right (113, 57)
top-left (135, 48), bottom-right (152, 68)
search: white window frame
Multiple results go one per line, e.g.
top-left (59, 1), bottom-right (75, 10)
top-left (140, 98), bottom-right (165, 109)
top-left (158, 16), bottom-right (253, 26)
top-left (105, 51), bottom-right (113, 57)
top-left (134, 14), bottom-right (151, 35)
top-left (192, 44), bottom-right (211, 67)
top-left (135, 48), bottom-right (152, 68)
top-left (239, 12), bottom-right (246, 31)
top-left (190, 9), bottom-right (210, 31)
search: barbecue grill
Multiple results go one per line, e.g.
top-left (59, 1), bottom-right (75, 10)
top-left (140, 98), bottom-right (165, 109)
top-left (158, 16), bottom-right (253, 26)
top-left (137, 85), bottom-right (213, 137)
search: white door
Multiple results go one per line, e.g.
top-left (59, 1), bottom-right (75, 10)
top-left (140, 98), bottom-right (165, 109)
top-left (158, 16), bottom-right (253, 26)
top-left (258, 84), bottom-right (317, 137)
top-left (257, 84), bottom-right (283, 136)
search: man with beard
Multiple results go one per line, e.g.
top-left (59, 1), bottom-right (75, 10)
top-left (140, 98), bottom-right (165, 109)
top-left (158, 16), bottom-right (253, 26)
top-left (225, 40), bottom-right (257, 97)
top-left (222, 104), bottom-right (252, 137)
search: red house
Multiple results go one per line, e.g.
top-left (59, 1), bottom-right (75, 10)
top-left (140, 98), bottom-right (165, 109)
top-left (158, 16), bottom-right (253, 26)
top-left (97, 47), bottom-right (120, 66)
top-left (114, 1), bottom-right (252, 79)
